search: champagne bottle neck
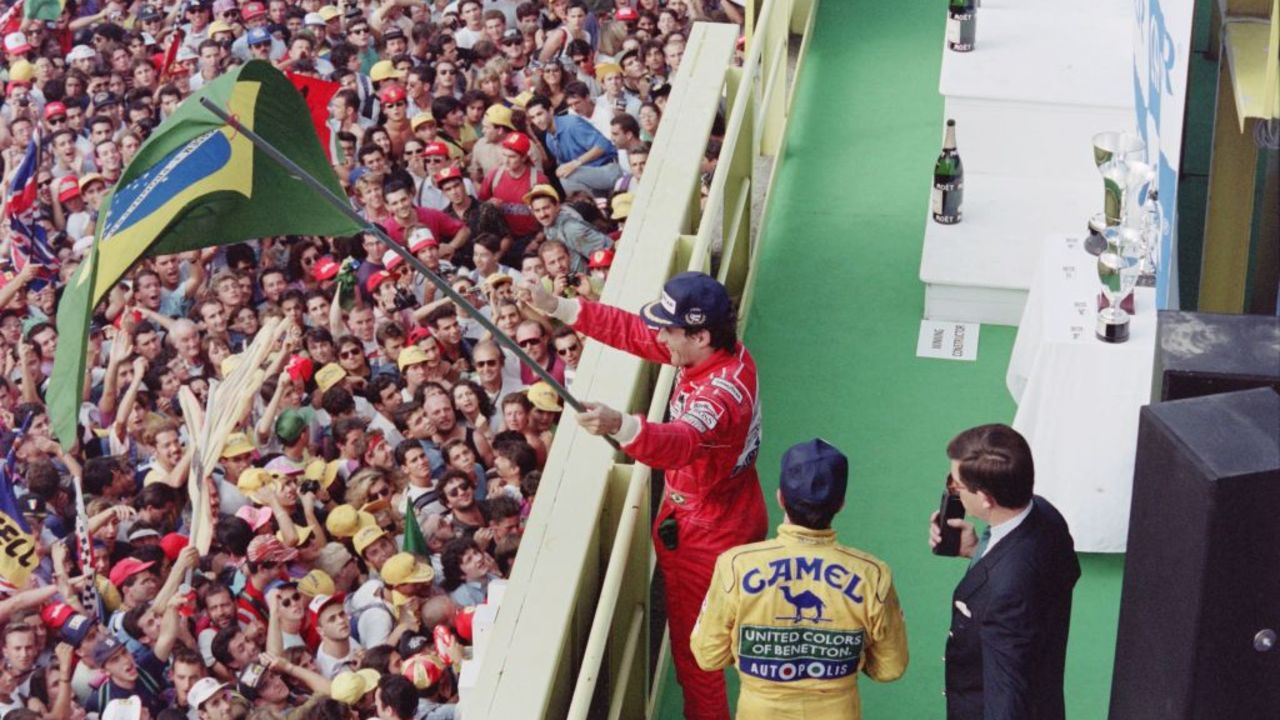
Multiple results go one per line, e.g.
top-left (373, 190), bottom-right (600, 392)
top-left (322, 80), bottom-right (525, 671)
top-left (942, 124), bottom-right (957, 151)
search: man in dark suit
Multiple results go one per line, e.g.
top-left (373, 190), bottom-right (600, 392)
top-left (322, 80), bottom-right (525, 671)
top-left (928, 424), bottom-right (1081, 720)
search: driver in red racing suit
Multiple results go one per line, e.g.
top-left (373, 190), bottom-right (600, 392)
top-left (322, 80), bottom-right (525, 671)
top-left (522, 271), bottom-right (769, 719)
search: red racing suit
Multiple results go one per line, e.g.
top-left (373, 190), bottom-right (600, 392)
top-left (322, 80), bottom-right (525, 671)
top-left (572, 300), bottom-right (770, 720)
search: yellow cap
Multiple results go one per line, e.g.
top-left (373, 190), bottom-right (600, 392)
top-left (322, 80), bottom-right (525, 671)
top-left (397, 345), bottom-right (430, 371)
top-left (526, 382), bottom-right (563, 412)
top-left (411, 112), bottom-right (436, 130)
top-left (317, 4), bottom-right (340, 20)
top-left (221, 432), bottom-right (256, 459)
top-left (522, 183), bottom-right (560, 205)
top-left (325, 504), bottom-right (377, 538)
top-left (369, 60), bottom-right (404, 82)
top-left (8, 60), bottom-right (33, 83)
top-left (594, 62), bottom-right (622, 80)
top-left (329, 668), bottom-right (381, 704)
top-left (380, 552), bottom-right (435, 586)
top-left (277, 525), bottom-right (313, 547)
top-left (237, 467), bottom-right (273, 498)
top-left (352, 525), bottom-right (389, 555)
top-left (485, 272), bottom-right (513, 288)
top-left (304, 459), bottom-right (342, 489)
top-left (78, 173), bottom-right (108, 192)
top-left (208, 20), bottom-right (233, 35)
top-left (297, 569), bottom-right (335, 598)
top-left (610, 192), bottom-right (634, 220)
top-left (483, 104), bottom-right (514, 130)
top-left (511, 90), bottom-right (534, 108)
top-left (315, 362), bottom-right (347, 393)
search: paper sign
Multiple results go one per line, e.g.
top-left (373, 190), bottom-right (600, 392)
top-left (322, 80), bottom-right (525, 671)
top-left (917, 320), bottom-right (981, 362)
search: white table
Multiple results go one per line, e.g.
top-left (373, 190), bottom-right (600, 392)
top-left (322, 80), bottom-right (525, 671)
top-left (1007, 235), bottom-right (1157, 553)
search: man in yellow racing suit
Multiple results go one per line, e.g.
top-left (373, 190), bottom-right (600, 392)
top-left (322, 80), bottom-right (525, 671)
top-left (690, 438), bottom-right (909, 718)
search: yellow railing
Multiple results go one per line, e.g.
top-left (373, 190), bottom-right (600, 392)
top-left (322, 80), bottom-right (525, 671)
top-left (465, 2), bottom-right (818, 717)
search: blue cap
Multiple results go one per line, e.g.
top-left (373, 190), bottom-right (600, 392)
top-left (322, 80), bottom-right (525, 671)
top-left (779, 438), bottom-right (848, 509)
top-left (640, 271), bottom-right (731, 329)
top-left (348, 165), bottom-right (369, 186)
top-left (91, 636), bottom-right (128, 666)
top-left (246, 27), bottom-right (271, 45)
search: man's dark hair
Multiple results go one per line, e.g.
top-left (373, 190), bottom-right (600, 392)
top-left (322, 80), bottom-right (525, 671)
top-left (215, 516), bottom-right (255, 557)
top-left (210, 624), bottom-right (243, 667)
top-left (525, 93), bottom-right (552, 113)
top-left (25, 460), bottom-right (62, 501)
top-left (430, 95), bottom-right (462, 122)
top-left (366, 374), bottom-right (401, 407)
top-left (946, 424), bottom-right (1034, 509)
top-left (610, 113), bottom-right (640, 137)
top-left (122, 605), bottom-right (151, 641)
top-left (321, 386), bottom-right (356, 417)
top-left (136, 483), bottom-right (174, 511)
top-left (171, 646), bottom-right (203, 670)
top-left (377, 675), bottom-right (418, 720)
top-left (391, 401), bottom-right (422, 433)
top-left (563, 80), bottom-right (590, 99)
top-left (781, 498), bottom-right (838, 530)
top-left (393, 439), bottom-right (422, 466)
top-left (487, 495), bottom-right (520, 523)
top-left (423, 304), bottom-right (456, 329)
top-left (333, 417), bottom-right (366, 445)
top-left (198, 581), bottom-right (234, 611)
top-left (84, 455), bottom-right (125, 495)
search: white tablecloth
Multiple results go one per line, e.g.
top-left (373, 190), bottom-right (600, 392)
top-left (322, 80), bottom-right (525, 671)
top-left (1006, 236), bottom-right (1157, 553)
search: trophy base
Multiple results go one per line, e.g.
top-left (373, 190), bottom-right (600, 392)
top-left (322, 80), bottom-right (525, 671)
top-left (1098, 291), bottom-right (1136, 314)
top-left (1137, 273), bottom-right (1156, 287)
top-left (1096, 310), bottom-right (1131, 343)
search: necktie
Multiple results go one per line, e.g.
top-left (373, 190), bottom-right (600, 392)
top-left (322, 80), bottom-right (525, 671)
top-left (969, 527), bottom-right (991, 569)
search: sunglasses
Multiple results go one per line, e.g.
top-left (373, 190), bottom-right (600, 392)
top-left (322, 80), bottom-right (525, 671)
top-left (301, 254), bottom-right (318, 264)
top-left (438, 69), bottom-right (455, 76)
top-left (404, 147), bottom-right (423, 156)
top-left (385, 101), bottom-right (406, 108)
top-left (349, 27), bottom-right (369, 35)
top-left (475, 359), bottom-right (499, 368)
top-left (369, 487), bottom-right (390, 500)
top-left (279, 593), bottom-right (301, 607)
top-left (517, 337), bottom-right (541, 347)
top-left (340, 349), bottom-right (361, 359)
top-left (426, 157), bottom-right (448, 164)
top-left (446, 485), bottom-right (469, 497)
top-left (556, 344), bottom-right (580, 356)
top-left (47, 116), bottom-right (66, 125)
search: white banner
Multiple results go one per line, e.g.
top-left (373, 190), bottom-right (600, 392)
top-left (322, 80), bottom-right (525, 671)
top-left (1133, 0), bottom-right (1195, 309)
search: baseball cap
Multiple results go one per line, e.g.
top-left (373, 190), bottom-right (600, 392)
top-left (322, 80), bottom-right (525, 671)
top-left (485, 272), bottom-right (513, 289)
top-left (92, 91), bottom-right (120, 108)
top-left (275, 407), bottom-right (312, 445)
top-left (247, 534), bottom-right (300, 563)
top-left (588, 248), bottom-right (615, 269)
top-left (176, 46), bottom-right (199, 63)
top-left (616, 6), bottom-right (639, 21)
top-left (127, 526), bottom-right (160, 542)
top-left (382, 248), bottom-right (404, 271)
top-left (639, 271), bottom-right (732, 329)
top-left (41, 602), bottom-right (76, 629)
top-left (500, 28), bottom-right (522, 44)
top-left (454, 605), bottom-right (476, 642)
top-left (221, 432), bottom-right (255, 458)
top-left (500, 132), bottom-right (531, 156)
top-left (352, 525), bottom-right (388, 555)
top-left (311, 255), bottom-right (340, 281)
top-left (324, 504), bottom-right (376, 538)
top-left (331, 669), bottom-right (381, 704)
top-left (380, 552), bottom-right (434, 586)
top-left (366, 270), bottom-right (393, 293)
top-left (236, 505), bottom-right (274, 531)
top-left (286, 354), bottom-right (315, 383)
top-left (779, 438), bottom-right (848, 510)
top-left (522, 184), bottom-right (560, 205)
top-left (265, 455), bottom-right (305, 476)
top-left (315, 362), bottom-right (347, 392)
top-left (160, 532), bottom-right (189, 561)
top-left (78, 173), bottom-right (108, 193)
top-left (298, 569), bottom-right (335, 598)
top-left (304, 12), bottom-right (325, 26)
top-left (59, 613), bottom-right (95, 647)
top-left (433, 165), bottom-right (464, 187)
top-left (4, 32), bottom-right (32, 55)
top-left (383, 27), bottom-right (405, 41)
top-left (421, 141), bottom-right (449, 158)
top-left (369, 60), bottom-right (404, 82)
top-left (397, 631), bottom-right (430, 658)
top-left (241, 1), bottom-right (267, 19)
top-left (610, 193), bottom-right (633, 220)
top-left (408, 227), bottom-right (437, 253)
top-left (595, 62), bottom-right (622, 81)
top-left (108, 558), bottom-right (156, 588)
top-left (208, 20), bottom-right (234, 35)
top-left (138, 5), bottom-right (163, 21)
top-left (66, 45), bottom-right (96, 62)
top-left (527, 382), bottom-right (563, 412)
top-left (317, 5), bottom-right (341, 21)
top-left (212, 0), bottom-right (236, 14)
top-left (43, 101), bottom-right (66, 120)
top-left (188, 678), bottom-right (228, 710)
top-left (378, 83), bottom-right (406, 104)
top-left (103, 697), bottom-right (142, 720)
top-left (246, 27), bottom-right (271, 46)
top-left (237, 467), bottom-right (273, 498)
top-left (92, 636), bottom-right (128, 666)
top-left (406, 326), bottom-right (432, 344)
top-left (410, 112), bottom-right (436, 130)
top-left (397, 345), bottom-right (429, 371)
top-left (402, 653), bottom-right (447, 689)
top-left (484, 104), bottom-right (515, 129)
top-left (306, 592), bottom-right (346, 626)
top-left (304, 459), bottom-right (343, 490)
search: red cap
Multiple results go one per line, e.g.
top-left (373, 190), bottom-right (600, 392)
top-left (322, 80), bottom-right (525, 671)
top-left (306, 592), bottom-right (346, 627)
top-left (406, 326), bottom-right (432, 344)
top-left (311, 255), bottom-right (340, 281)
top-left (56, 176), bottom-right (80, 202)
top-left (453, 606), bottom-right (475, 642)
top-left (113, 308), bottom-right (142, 329)
top-left (407, 228), bottom-right (437, 253)
top-left (43, 101), bottom-right (66, 120)
top-left (286, 354), bottom-right (314, 383)
top-left (241, 1), bottom-right (267, 19)
top-left (616, 7), bottom-right (638, 21)
top-left (421, 141), bottom-right (449, 158)
top-left (500, 132), bottom-right (530, 156)
top-left (366, 270), bottom-right (393, 293)
top-left (432, 165), bottom-right (464, 186)
top-left (41, 602), bottom-right (76, 629)
top-left (109, 558), bottom-right (156, 588)
top-left (6, 80), bottom-right (30, 94)
top-left (378, 83), bottom-right (406, 104)
top-left (588, 248), bottom-right (614, 269)
top-left (160, 532), bottom-right (189, 562)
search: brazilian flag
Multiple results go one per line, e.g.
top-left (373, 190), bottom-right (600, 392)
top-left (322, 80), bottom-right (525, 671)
top-left (24, 0), bottom-right (66, 22)
top-left (49, 61), bottom-right (363, 449)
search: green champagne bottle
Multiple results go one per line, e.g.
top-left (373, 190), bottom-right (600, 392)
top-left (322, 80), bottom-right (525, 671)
top-left (932, 119), bottom-right (964, 224)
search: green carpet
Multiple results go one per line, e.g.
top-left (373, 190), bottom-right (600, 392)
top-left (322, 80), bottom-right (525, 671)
top-left (658, 0), bottom-right (1124, 715)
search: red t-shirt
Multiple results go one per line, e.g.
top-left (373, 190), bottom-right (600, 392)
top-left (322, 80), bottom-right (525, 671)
top-left (479, 166), bottom-right (547, 238)
top-left (384, 207), bottom-right (467, 245)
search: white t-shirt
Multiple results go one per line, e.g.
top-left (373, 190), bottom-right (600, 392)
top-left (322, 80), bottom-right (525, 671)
top-left (316, 638), bottom-right (363, 678)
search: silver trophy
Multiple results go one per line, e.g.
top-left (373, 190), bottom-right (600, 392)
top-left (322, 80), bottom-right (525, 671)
top-left (1092, 132), bottom-right (1147, 226)
top-left (1095, 232), bottom-right (1141, 343)
top-left (1135, 189), bottom-right (1161, 287)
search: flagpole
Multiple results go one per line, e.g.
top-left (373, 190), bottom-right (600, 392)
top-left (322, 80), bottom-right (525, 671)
top-left (198, 98), bottom-right (620, 451)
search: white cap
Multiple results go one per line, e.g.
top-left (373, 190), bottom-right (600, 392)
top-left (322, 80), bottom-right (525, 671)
top-left (65, 44), bottom-right (96, 62)
top-left (102, 697), bottom-right (142, 720)
top-left (304, 12), bottom-right (325, 25)
top-left (176, 46), bottom-right (198, 62)
top-left (4, 32), bottom-right (31, 55)
top-left (188, 678), bottom-right (227, 709)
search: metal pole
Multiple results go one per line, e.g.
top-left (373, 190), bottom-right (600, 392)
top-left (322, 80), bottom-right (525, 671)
top-left (198, 98), bottom-right (619, 449)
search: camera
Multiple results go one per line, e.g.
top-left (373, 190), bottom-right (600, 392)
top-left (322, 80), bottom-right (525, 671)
top-left (299, 479), bottom-right (320, 495)
top-left (393, 288), bottom-right (416, 311)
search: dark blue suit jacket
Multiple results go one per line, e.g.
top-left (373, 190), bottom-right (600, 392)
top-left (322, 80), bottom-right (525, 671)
top-left (945, 495), bottom-right (1081, 720)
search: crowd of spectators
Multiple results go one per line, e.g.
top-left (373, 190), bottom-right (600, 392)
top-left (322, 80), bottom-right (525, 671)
top-left (0, 0), bottom-right (745, 718)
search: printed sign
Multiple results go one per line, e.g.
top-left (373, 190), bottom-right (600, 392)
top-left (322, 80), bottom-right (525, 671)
top-left (738, 625), bottom-right (864, 682)
top-left (0, 513), bottom-right (37, 588)
top-left (916, 320), bottom-right (980, 362)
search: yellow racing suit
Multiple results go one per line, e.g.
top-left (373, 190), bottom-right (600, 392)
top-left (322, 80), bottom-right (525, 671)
top-left (690, 524), bottom-right (909, 718)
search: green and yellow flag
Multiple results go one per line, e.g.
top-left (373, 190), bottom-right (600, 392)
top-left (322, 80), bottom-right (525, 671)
top-left (23, 0), bottom-right (66, 22)
top-left (50, 61), bottom-right (363, 449)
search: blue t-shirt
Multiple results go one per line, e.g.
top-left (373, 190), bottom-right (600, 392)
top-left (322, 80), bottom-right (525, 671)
top-left (544, 115), bottom-right (617, 167)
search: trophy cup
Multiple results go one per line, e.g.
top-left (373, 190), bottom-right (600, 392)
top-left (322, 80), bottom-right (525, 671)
top-left (1092, 131), bottom-right (1147, 225)
top-left (1096, 239), bottom-right (1141, 343)
top-left (1135, 189), bottom-right (1161, 287)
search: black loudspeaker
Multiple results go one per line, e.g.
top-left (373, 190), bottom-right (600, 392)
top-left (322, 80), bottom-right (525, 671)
top-left (1109, 388), bottom-right (1280, 719)
top-left (1153, 311), bottom-right (1280, 402)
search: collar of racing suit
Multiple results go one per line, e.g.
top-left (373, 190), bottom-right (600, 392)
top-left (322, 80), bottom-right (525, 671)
top-left (776, 523), bottom-right (837, 546)
top-left (680, 342), bottom-right (744, 384)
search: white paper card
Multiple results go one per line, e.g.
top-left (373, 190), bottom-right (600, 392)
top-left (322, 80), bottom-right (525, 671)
top-left (917, 320), bottom-right (981, 362)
